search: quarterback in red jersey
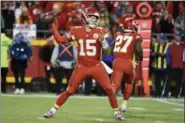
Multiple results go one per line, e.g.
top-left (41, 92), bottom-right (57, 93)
top-left (112, 18), bottom-right (143, 112)
top-left (44, 7), bottom-right (124, 121)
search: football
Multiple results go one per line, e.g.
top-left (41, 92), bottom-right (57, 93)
top-left (40, 12), bottom-right (56, 24)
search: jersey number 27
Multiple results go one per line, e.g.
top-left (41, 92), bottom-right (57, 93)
top-left (113, 35), bottom-right (132, 53)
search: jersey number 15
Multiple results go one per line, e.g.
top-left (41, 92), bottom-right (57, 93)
top-left (79, 39), bottom-right (96, 56)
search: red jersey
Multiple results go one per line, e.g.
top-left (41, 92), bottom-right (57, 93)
top-left (69, 26), bottom-right (107, 64)
top-left (51, 25), bottom-right (108, 65)
top-left (113, 32), bottom-right (142, 60)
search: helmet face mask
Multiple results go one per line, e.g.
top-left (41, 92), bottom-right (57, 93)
top-left (86, 15), bottom-right (99, 28)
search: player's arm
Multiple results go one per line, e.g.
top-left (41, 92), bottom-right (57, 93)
top-left (134, 38), bottom-right (143, 62)
top-left (99, 30), bottom-right (111, 54)
top-left (51, 24), bottom-right (71, 44)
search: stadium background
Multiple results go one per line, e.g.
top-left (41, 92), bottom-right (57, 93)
top-left (1, 1), bottom-right (185, 96)
top-left (1, 1), bottom-right (184, 123)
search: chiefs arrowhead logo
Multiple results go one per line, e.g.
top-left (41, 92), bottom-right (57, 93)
top-left (93, 33), bottom-right (99, 39)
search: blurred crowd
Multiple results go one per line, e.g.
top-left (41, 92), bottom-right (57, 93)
top-left (1, 1), bottom-right (184, 38)
top-left (1, 1), bottom-right (185, 97)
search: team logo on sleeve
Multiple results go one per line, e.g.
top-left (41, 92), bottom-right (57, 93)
top-left (93, 33), bottom-right (99, 39)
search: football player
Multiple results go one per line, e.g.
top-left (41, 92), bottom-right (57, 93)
top-left (112, 18), bottom-right (143, 112)
top-left (44, 7), bottom-right (124, 121)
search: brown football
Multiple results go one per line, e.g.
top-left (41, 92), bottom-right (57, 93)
top-left (40, 12), bottom-right (56, 24)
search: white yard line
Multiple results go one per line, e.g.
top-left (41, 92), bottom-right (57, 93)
top-left (129, 107), bottom-right (145, 111)
top-left (1, 94), bottom-right (58, 98)
top-left (155, 99), bottom-right (184, 107)
top-left (95, 118), bottom-right (104, 122)
top-left (0, 94), bottom-right (156, 100)
top-left (37, 117), bottom-right (46, 120)
top-left (92, 106), bottom-right (145, 111)
top-left (172, 108), bottom-right (184, 111)
top-left (176, 100), bottom-right (184, 102)
top-left (155, 121), bottom-right (163, 123)
top-left (1, 94), bottom-right (184, 102)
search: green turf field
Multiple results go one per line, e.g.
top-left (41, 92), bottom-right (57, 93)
top-left (1, 94), bottom-right (184, 123)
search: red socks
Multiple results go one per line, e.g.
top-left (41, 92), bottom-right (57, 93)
top-left (124, 84), bottom-right (133, 100)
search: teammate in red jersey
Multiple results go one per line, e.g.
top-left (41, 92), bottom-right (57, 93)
top-left (112, 18), bottom-right (143, 112)
top-left (44, 7), bottom-right (124, 121)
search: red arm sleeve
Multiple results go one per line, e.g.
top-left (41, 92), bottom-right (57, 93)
top-left (51, 24), bottom-right (68, 44)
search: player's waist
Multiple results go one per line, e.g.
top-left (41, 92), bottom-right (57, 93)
top-left (114, 53), bottom-right (133, 60)
top-left (113, 58), bottom-right (134, 69)
top-left (77, 57), bottom-right (100, 67)
top-left (114, 58), bottom-right (132, 62)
